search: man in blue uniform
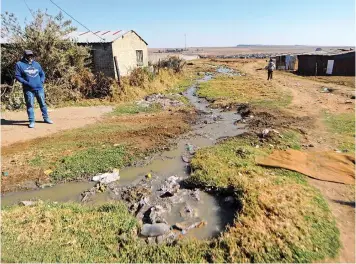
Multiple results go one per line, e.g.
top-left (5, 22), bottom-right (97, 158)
top-left (15, 50), bottom-right (53, 128)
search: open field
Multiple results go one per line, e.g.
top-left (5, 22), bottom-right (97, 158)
top-left (149, 45), bottom-right (353, 56)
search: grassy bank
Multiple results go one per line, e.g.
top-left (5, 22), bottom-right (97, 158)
top-left (197, 75), bottom-right (292, 108)
top-left (187, 135), bottom-right (340, 262)
top-left (1, 134), bottom-right (340, 263)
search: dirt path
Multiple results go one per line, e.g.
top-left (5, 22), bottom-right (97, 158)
top-left (240, 61), bottom-right (355, 263)
top-left (1, 106), bottom-right (113, 147)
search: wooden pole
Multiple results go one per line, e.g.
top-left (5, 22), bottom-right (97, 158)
top-left (114, 56), bottom-right (121, 86)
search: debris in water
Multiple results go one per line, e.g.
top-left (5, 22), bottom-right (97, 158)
top-left (40, 183), bottom-right (54, 189)
top-left (158, 176), bottom-right (180, 197)
top-left (141, 223), bottom-right (171, 237)
top-left (146, 173), bottom-right (152, 179)
top-left (181, 156), bottom-right (190, 163)
top-left (190, 189), bottom-right (200, 201)
top-left (148, 205), bottom-right (167, 224)
top-left (92, 169), bottom-right (120, 184)
top-left (186, 143), bottom-right (196, 155)
top-left (174, 218), bottom-right (206, 231)
top-left (19, 200), bottom-right (37, 206)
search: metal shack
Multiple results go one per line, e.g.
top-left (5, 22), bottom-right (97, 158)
top-left (297, 49), bottom-right (355, 76)
top-left (276, 55), bottom-right (297, 71)
top-left (67, 30), bottom-right (148, 78)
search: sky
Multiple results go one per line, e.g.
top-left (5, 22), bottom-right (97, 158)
top-left (1, 0), bottom-right (355, 48)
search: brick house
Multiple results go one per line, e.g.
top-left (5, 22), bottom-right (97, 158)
top-left (67, 30), bottom-right (148, 78)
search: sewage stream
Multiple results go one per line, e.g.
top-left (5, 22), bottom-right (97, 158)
top-left (2, 68), bottom-right (246, 240)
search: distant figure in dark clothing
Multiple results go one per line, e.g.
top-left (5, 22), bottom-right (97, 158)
top-left (15, 50), bottom-right (53, 128)
top-left (267, 58), bottom-right (276, 80)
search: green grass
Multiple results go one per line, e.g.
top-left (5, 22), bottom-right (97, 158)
top-left (1, 202), bottom-right (209, 263)
top-left (281, 130), bottom-right (302, 150)
top-left (111, 102), bottom-right (162, 115)
top-left (51, 145), bottom-right (133, 181)
top-left (166, 78), bottom-right (196, 94)
top-left (323, 112), bottom-right (355, 152)
top-left (324, 112), bottom-right (355, 137)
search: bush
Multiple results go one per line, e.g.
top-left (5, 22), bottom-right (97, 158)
top-left (157, 56), bottom-right (186, 73)
top-left (129, 67), bottom-right (155, 87)
top-left (0, 82), bottom-right (25, 110)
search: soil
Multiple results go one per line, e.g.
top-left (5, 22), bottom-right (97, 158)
top-left (1, 106), bottom-right (113, 147)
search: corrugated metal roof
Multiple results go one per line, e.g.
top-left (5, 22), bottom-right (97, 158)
top-left (66, 30), bottom-right (129, 43)
top-left (1, 30), bottom-right (148, 45)
top-left (299, 49), bottom-right (354, 56)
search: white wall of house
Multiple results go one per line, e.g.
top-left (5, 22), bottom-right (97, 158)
top-left (111, 31), bottom-right (148, 77)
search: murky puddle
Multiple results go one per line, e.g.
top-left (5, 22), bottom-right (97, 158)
top-left (2, 67), bottom-right (245, 239)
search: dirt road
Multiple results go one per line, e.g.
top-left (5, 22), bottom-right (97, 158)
top-left (1, 106), bottom-right (113, 147)
top-left (239, 60), bottom-right (355, 263)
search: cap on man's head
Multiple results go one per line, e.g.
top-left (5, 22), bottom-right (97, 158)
top-left (24, 50), bottom-right (34, 56)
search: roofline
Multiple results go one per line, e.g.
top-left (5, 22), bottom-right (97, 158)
top-left (298, 51), bottom-right (355, 57)
top-left (117, 30), bottom-right (148, 46)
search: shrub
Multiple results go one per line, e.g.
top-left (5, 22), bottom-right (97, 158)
top-left (157, 56), bottom-right (186, 73)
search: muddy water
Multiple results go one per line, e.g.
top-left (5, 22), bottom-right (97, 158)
top-left (2, 69), bottom-right (245, 239)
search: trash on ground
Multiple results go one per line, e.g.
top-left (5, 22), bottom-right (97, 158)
top-left (256, 149), bottom-right (355, 184)
top-left (43, 169), bottom-right (53, 176)
top-left (136, 93), bottom-right (184, 109)
top-left (321, 87), bottom-right (334, 93)
top-left (19, 200), bottom-right (37, 206)
top-left (92, 169), bottom-right (120, 184)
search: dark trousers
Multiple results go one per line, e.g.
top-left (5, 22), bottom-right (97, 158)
top-left (267, 70), bottom-right (273, 80)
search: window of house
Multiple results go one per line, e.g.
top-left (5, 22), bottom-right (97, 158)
top-left (136, 50), bottom-right (143, 66)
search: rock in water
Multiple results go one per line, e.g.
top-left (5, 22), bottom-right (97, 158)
top-left (141, 223), bottom-right (171, 237)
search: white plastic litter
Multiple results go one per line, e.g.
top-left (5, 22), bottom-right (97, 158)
top-left (92, 169), bottom-right (120, 184)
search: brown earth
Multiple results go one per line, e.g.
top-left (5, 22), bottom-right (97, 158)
top-left (1, 106), bottom-right (113, 147)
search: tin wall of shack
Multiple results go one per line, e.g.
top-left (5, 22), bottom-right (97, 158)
top-left (331, 52), bottom-right (355, 76)
top-left (297, 52), bottom-right (355, 76)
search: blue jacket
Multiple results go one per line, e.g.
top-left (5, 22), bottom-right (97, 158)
top-left (15, 59), bottom-right (45, 90)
